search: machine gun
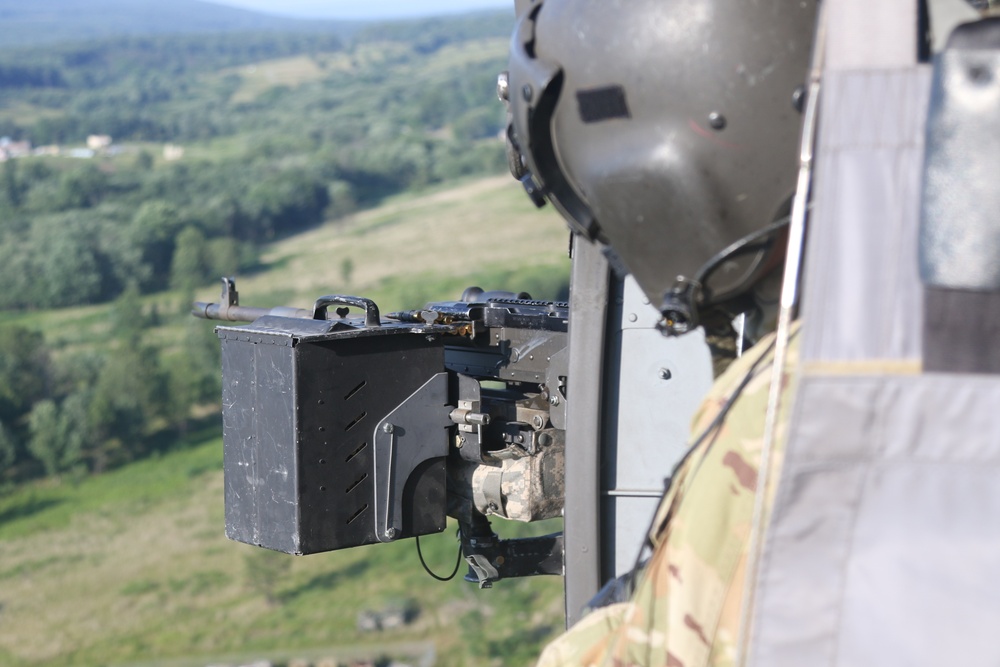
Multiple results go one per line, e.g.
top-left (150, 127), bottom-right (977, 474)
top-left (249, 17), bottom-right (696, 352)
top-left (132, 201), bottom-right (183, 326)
top-left (194, 278), bottom-right (567, 587)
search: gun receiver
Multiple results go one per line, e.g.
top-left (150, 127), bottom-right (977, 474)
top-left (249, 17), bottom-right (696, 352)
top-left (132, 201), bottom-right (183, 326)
top-left (194, 278), bottom-right (568, 587)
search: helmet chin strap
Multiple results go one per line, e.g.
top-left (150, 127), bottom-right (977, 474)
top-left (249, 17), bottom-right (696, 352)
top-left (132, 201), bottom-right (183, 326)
top-left (657, 212), bottom-right (795, 337)
top-left (658, 277), bottom-right (703, 336)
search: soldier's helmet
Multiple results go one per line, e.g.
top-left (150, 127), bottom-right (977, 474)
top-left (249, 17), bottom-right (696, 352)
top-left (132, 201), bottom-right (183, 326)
top-left (506, 0), bottom-right (817, 335)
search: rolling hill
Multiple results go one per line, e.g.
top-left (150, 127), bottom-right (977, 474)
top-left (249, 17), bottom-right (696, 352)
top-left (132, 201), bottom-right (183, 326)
top-left (0, 0), bottom-right (360, 47)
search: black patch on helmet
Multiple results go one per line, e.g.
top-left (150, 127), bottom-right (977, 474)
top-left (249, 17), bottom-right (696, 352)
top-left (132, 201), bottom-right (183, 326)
top-left (576, 86), bottom-right (631, 123)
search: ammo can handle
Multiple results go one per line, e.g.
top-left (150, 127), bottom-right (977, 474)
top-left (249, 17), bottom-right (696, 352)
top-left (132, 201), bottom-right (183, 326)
top-left (312, 295), bottom-right (381, 328)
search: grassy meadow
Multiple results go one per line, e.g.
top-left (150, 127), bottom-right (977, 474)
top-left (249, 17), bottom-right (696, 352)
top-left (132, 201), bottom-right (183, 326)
top-left (0, 174), bottom-right (570, 667)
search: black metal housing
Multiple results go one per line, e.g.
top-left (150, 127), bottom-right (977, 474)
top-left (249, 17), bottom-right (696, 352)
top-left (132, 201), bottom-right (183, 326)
top-left (218, 316), bottom-right (448, 555)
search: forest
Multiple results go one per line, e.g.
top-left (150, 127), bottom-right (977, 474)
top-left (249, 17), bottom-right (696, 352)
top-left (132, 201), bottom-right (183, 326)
top-left (0, 13), bottom-right (516, 487)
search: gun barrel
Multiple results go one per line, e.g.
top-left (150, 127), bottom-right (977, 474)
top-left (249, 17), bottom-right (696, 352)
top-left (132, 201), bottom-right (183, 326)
top-left (192, 301), bottom-right (313, 322)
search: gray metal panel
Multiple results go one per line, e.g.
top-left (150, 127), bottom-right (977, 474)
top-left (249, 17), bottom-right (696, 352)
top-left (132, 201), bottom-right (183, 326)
top-left (606, 496), bottom-right (661, 577)
top-left (222, 334), bottom-right (300, 551)
top-left (798, 67), bottom-right (931, 363)
top-left (563, 235), bottom-right (610, 626)
top-left (750, 374), bottom-right (1000, 666)
top-left (601, 275), bottom-right (713, 576)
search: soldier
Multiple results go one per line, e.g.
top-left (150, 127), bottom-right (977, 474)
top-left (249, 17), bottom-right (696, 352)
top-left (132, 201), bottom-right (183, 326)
top-left (503, 0), bottom-right (818, 664)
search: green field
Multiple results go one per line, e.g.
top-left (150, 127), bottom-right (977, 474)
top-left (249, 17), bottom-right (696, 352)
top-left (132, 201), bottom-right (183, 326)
top-left (0, 175), bottom-right (570, 667)
top-left (219, 174), bottom-right (571, 309)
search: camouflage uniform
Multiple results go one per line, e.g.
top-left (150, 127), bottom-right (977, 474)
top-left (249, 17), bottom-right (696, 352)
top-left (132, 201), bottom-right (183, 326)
top-left (538, 326), bottom-right (801, 667)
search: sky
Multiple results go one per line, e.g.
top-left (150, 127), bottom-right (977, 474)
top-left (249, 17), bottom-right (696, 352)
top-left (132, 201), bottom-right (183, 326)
top-left (205, 0), bottom-right (511, 20)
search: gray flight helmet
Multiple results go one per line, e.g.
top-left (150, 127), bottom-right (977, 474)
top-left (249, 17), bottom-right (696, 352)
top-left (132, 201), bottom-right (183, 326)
top-left (507, 0), bottom-right (817, 333)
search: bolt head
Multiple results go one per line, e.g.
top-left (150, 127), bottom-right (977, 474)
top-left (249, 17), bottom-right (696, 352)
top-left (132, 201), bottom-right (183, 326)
top-left (791, 85), bottom-right (807, 112)
top-left (384, 527), bottom-right (396, 539)
top-left (659, 368), bottom-right (672, 380)
top-left (382, 422), bottom-right (394, 434)
top-left (522, 84), bottom-right (533, 102)
top-left (707, 111), bottom-right (727, 130)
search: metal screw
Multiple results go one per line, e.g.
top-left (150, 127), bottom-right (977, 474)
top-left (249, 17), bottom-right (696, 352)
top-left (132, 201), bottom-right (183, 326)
top-left (385, 527), bottom-right (396, 539)
top-left (457, 434), bottom-right (466, 448)
top-left (791, 85), bottom-right (807, 112)
top-left (707, 111), bottom-right (726, 130)
top-left (532, 415), bottom-right (545, 429)
top-left (969, 64), bottom-right (993, 84)
top-left (549, 394), bottom-right (560, 406)
top-left (659, 368), bottom-right (672, 380)
top-left (628, 313), bottom-right (638, 323)
top-left (522, 84), bottom-right (533, 102)
top-left (538, 433), bottom-right (552, 447)
top-left (487, 502), bottom-right (499, 513)
top-left (383, 423), bottom-right (394, 434)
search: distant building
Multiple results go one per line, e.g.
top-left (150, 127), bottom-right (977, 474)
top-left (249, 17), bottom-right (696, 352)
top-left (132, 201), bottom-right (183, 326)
top-left (68, 148), bottom-right (95, 159)
top-left (87, 134), bottom-right (112, 150)
top-left (164, 144), bottom-right (185, 161)
top-left (33, 145), bottom-right (60, 157)
top-left (0, 137), bottom-right (31, 161)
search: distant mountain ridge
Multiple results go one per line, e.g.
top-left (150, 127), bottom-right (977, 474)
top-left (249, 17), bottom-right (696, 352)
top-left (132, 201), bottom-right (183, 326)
top-left (0, 0), bottom-right (361, 48)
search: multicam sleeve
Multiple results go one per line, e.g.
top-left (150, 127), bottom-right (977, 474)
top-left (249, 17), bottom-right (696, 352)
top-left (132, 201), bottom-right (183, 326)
top-left (534, 327), bottom-right (799, 667)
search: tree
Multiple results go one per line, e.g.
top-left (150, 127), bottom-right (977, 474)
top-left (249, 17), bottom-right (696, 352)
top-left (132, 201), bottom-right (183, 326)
top-left (205, 237), bottom-right (241, 279)
top-left (0, 420), bottom-right (17, 480)
top-left (53, 164), bottom-right (109, 210)
top-left (165, 318), bottom-right (220, 432)
top-left (1, 160), bottom-right (23, 209)
top-left (129, 200), bottom-right (185, 290)
top-left (135, 149), bottom-right (154, 171)
top-left (87, 289), bottom-right (165, 468)
top-left (170, 225), bottom-right (209, 292)
top-left (30, 213), bottom-right (104, 307)
top-left (0, 325), bottom-right (51, 424)
top-left (27, 399), bottom-right (81, 478)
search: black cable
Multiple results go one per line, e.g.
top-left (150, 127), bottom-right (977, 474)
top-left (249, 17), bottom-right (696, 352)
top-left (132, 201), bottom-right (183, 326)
top-left (416, 533), bottom-right (464, 582)
top-left (694, 216), bottom-right (792, 306)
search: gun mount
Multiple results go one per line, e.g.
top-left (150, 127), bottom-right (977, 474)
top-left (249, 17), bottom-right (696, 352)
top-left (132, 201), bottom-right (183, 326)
top-left (194, 278), bottom-right (568, 587)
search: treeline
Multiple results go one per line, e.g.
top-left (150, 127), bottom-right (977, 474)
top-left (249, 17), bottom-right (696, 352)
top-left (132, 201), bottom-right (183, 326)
top-left (0, 32), bottom-right (347, 145)
top-left (0, 21), bottom-right (510, 311)
top-left (3, 32), bottom-right (347, 89)
top-left (0, 22), bottom-right (509, 146)
top-left (0, 158), bottom-right (329, 308)
top-left (0, 291), bottom-right (220, 484)
top-left (0, 64), bottom-right (66, 89)
top-left (356, 11), bottom-right (513, 54)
